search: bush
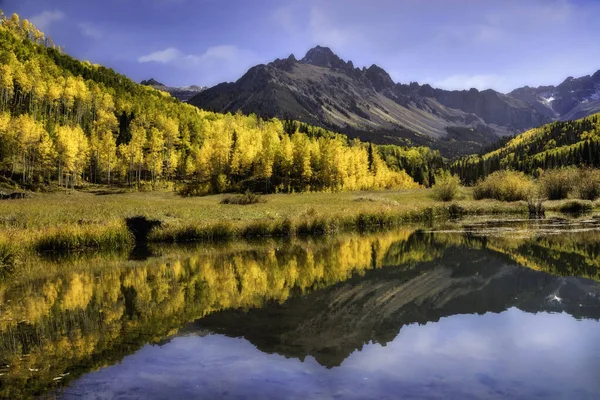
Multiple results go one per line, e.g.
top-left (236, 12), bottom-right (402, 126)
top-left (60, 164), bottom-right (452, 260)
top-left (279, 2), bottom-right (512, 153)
top-left (527, 193), bottom-right (545, 218)
top-left (431, 173), bottom-right (461, 202)
top-left (539, 168), bottom-right (577, 200)
top-left (473, 170), bottom-right (533, 202)
top-left (558, 200), bottom-right (593, 214)
top-left (575, 169), bottom-right (600, 201)
top-left (220, 191), bottom-right (266, 205)
top-left (447, 203), bottom-right (466, 218)
top-left (178, 182), bottom-right (211, 197)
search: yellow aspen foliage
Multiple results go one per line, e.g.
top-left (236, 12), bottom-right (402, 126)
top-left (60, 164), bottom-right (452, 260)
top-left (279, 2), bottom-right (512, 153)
top-left (0, 13), bottom-right (428, 191)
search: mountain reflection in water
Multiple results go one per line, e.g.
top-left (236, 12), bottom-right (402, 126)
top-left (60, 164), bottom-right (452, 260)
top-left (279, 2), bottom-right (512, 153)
top-left (0, 220), bottom-right (599, 399)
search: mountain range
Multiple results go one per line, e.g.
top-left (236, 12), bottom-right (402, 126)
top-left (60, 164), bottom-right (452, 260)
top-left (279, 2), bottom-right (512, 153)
top-left (509, 71), bottom-right (600, 120)
top-left (140, 78), bottom-right (207, 102)
top-left (190, 46), bottom-right (600, 157)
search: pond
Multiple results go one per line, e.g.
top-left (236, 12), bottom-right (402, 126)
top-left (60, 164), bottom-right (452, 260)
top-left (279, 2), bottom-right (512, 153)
top-left (1, 217), bottom-right (600, 399)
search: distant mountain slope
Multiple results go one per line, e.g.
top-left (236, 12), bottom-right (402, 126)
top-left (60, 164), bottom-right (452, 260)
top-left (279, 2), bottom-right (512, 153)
top-left (509, 71), bottom-right (600, 121)
top-left (141, 78), bottom-right (206, 102)
top-left (453, 112), bottom-right (600, 183)
top-left (190, 46), bottom-right (552, 157)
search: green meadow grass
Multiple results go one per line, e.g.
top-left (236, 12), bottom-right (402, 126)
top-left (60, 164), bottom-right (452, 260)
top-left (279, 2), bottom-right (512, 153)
top-left (1, 186), bottom-right (597, 261)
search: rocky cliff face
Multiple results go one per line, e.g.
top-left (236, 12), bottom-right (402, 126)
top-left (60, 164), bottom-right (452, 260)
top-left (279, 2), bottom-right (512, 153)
top-left (190, 46), bottom-right (558, 156)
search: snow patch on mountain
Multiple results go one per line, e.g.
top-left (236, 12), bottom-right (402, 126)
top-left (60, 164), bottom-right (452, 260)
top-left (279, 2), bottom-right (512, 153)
top-left (542, 96), bottom-right (555, 104)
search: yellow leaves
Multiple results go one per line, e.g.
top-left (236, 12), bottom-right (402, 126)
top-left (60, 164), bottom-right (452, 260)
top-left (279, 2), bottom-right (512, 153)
top-left (56, 125), bottom-right (89, 176)
top-left (0, 64), bottom-right (14, 93)
top-left (45, 80), bottom-right (62, 103)
top-left (0, 11), bottom-right (421, 192)
top-left (146, 127), bottom-right (164, 179)
top-left (95, 109), bottom-right (118, 133)
top-left (61, 273), bottom-right (93, 311)
top-left (0, 112), bottom-right (10, 133)
top-left (1, 230), bottom-right (440, 393)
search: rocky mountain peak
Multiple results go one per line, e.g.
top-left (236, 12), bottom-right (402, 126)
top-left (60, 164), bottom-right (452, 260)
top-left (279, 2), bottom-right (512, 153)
top-left (300, 46), bottom-right (348, 70)
top-left (364, 64), bottom-right (395, 91)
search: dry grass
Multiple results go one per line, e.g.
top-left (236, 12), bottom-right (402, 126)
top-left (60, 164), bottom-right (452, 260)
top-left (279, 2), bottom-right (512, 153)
top-left (220, 192), bottom-right (266, 205)
top-left (0, 186), bottom-right (580, 253)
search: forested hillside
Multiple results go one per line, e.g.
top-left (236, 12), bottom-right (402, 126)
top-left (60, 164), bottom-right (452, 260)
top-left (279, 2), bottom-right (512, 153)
top-left (0, 12), bottom-right (444, 194)
top-left (452, 113), bottom-right (600, 184)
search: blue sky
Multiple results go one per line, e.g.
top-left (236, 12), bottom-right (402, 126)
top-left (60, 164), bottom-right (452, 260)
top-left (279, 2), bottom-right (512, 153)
top-left (2, 0), bottom-right (599, 92)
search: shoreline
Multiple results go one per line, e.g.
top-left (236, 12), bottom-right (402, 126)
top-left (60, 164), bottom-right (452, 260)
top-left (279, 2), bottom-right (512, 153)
top-left (1, 188), bottom-right (598, 273)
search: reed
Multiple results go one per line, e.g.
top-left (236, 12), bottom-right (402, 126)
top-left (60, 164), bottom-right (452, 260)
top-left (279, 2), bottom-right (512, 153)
top-left (0, 241), bottom-right (18, 276)
top-left (34, 222), bottom-right (134, 253)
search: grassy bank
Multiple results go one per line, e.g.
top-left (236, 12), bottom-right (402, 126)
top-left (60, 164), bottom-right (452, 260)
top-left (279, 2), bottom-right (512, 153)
top-left (1, 187), bottom-right (598, 261)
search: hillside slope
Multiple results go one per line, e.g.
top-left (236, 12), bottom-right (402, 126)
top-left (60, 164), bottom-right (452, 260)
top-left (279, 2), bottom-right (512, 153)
top-left (452, 112), bottom-right (600, 183)
top-left (190, 46), bottom-right (552, 156)
top-left (0, 12), bottom-right (438, 194)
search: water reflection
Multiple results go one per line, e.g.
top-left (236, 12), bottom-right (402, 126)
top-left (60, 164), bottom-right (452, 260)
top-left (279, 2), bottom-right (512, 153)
top-left (63, 310), bottom-right (600, 400)
top-left (0, 222), bottom-right (599, 398)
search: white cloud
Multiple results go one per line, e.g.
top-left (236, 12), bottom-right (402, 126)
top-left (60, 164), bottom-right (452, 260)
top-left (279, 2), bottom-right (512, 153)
top-left (139, 47), bottom-right (183, 64)
top-left (30, 10), bottom-right (65, 32)
top-left (78, 22), bottom-right (103, 39)
top-left (433, 74), bottom-right (508, 92)
top-left (138, 45), bottom-right (256, 66)
top-left (137, 45), bottom-right (260, 85)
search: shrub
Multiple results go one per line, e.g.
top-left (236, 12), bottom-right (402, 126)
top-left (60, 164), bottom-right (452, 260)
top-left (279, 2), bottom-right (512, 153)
top-left (575, 169), bottom-right (600, 201)
top-left (473, 170), bottom-right (533, 202)
top-left (220, 191), bottom-right (266, 205)
top-left (272, 218), bottom-right (295, 237)
top-left (178, 182), bottom-right (211, 197)
top-left (558, 200), bottom-right (593, 214)
top-left (539, 168), bottom-right (577, 200)
top-left (448, 203), bottom-right (466, 218)
top-left (431, 172), bottom-right (461, 202)
top-left (527, 194), bottom-right (545, 218)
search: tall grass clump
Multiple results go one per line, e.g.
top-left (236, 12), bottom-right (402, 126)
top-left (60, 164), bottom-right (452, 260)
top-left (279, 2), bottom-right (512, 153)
top-left (473, 170), bottom-right (533, 202)
top-left (221, 191), bottom-right (266, 205)
top-left (0, 242), bottom-right (18, 276)
top-left (151, 222), bottom-right (237, 242)
top-left (539, 168), bottom-right (577, 200)
top-left (34, 221), bottom-right (134, 253)
top-left (575, 168), bottom-right (600, 201)
top-left (431, 172), bottom-right (461, 202)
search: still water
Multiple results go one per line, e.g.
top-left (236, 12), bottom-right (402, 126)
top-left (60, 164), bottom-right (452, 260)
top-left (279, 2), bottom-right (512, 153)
top-left (1, 217), bottom-right (600, 399)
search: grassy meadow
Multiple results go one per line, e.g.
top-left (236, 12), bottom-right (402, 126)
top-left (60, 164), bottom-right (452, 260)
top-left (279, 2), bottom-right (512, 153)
top-left (1, 185), bottom-right (598, 265)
